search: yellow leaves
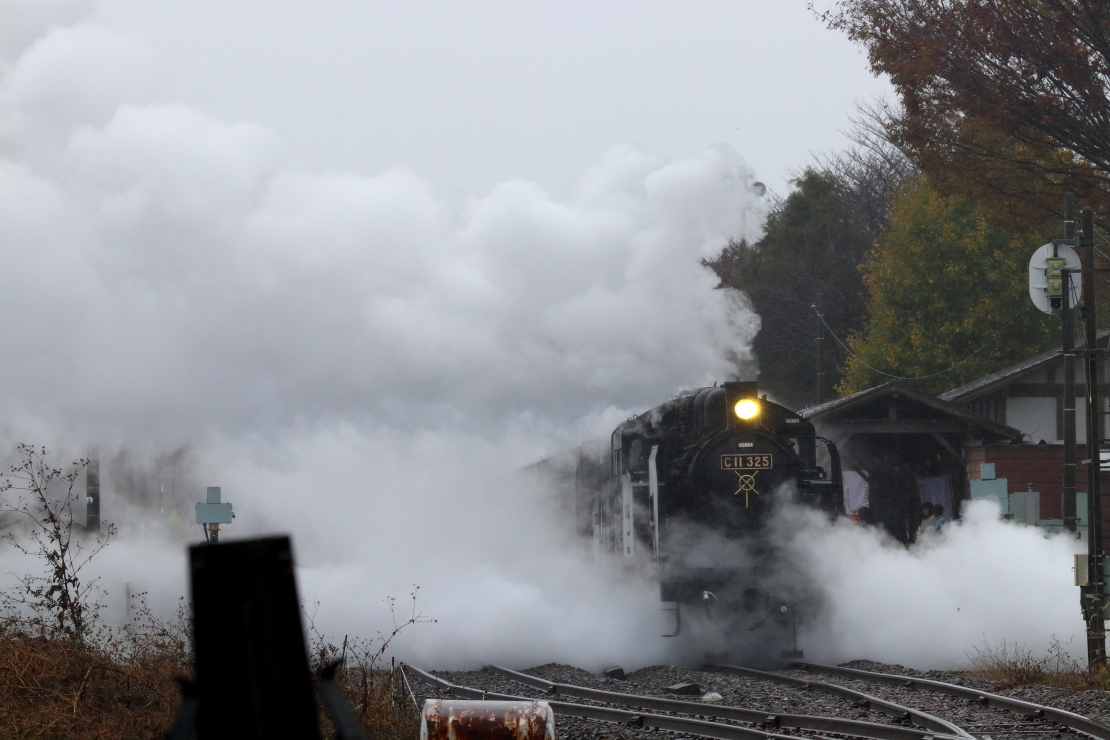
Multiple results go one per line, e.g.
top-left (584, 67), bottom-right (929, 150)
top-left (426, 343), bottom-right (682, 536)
top-left (837, 180), bottom-right (1055, 396)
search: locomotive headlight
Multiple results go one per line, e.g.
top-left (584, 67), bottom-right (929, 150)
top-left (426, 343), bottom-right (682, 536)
top-left (734, 399), bottom-right (760, 420)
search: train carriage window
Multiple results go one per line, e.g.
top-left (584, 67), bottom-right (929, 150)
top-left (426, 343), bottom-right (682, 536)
top-left (628, 439), bottom-right (644, 471)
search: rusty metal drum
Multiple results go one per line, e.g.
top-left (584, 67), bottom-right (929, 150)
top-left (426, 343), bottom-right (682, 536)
top-left (420, 700), bottom-right (556, 740)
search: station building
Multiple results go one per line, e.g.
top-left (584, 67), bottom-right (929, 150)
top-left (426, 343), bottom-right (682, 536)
top-left (801, 333), bottom-right (1110, 541)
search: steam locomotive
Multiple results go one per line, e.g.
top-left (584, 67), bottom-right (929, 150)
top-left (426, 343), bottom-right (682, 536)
top-left (534, 381), bottom-right (844, 662)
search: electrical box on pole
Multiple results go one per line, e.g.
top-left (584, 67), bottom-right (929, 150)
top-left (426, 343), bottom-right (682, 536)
top-left (196, 486), bottom-right (234, 544)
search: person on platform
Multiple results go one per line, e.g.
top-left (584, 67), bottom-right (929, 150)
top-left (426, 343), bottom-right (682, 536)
top-left (856, 506), bottom-right (877, 526)
top-left (931, 503), bottom-right (948, 533)
top-left (917, 503), bottom-right (936, 538)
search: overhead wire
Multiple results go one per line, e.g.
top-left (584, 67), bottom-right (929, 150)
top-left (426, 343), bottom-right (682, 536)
top-left (814, 228), bottom-right (1095, 385)
top-left (812, 303), bottom-right (1031, 383)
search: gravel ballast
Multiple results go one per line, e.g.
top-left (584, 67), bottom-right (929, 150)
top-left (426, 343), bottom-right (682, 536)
top-left (408, 661), bottom-right (1110, 740)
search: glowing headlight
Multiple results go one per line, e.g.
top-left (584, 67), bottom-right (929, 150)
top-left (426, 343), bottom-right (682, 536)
top-left (734, 399), bottom-right (760, 420)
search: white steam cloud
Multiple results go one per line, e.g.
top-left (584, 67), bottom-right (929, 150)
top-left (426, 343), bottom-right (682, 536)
top-left (0, 4), bottom-right (1087, 671)
top-left (1, 19), bottom-right (761, 439)
top-left (0, 8), bottom-right (762, 668)
top-left (784, 501), bottom-right (1086, 668)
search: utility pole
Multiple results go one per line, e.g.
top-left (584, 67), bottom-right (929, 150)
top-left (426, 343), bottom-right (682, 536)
top-left (1029, 199), bottom-right (1103, 666)
top-left (815, 335), bottom-right (825, 406)
top-left (85, 448), bottom-right (101, 534)
top-left (1063, 194), bottom-right (1078, 534)
top-left (1081, 206), bottom-right (1106, 667)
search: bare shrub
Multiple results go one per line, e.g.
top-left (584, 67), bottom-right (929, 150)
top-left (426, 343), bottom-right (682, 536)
top-left (0, 442), bottom-right (434, 736)
top-left (967, 637), bottom-right (1110, 690)
top-left (305, 589), bottom-right (435, 740)
top-left (0, 444), bottom-right (116, 640)
top-left (967, 639), bottom-right (1047, 687)
top-left (0, 592), bottom-right (190, 737)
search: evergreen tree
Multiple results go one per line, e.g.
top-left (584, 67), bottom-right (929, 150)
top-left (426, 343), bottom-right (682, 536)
top-left (709, 170), bottom-right (874, 408)
top-left (839, 181), bottom-right (1056, 395)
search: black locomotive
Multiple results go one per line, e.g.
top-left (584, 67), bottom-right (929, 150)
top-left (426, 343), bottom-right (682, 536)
top-left (533, 381), bottom-right (844, 662)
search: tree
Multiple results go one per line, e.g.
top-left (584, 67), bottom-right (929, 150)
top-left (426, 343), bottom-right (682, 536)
top-left (821, 0), bottom-right (1110, 228)
top-left (0, 445), bottom-right (114, 639)
top-left (838, 181), bottom-right (1057, 394)
top-left (813, 101), bottom-right (919, 245)
top-left (710, 157), bottom-right (910, 408)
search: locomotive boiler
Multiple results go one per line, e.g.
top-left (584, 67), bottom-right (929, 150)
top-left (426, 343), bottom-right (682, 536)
top-left (534, 381), bottom-right (844, 661)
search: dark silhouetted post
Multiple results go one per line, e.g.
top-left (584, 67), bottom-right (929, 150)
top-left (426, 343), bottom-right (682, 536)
top-left (1063, 194), bottom-right (1077, 533)
top-left (1081, 206), bottom-right (1105, 667)
top-left (815, 335), bottom-right (825, 406)
top-left (86, 449), bottom-right (100, 534)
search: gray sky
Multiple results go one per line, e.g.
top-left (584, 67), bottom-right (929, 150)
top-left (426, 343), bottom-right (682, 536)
top-left (94, 0), bottom-right (890, 198)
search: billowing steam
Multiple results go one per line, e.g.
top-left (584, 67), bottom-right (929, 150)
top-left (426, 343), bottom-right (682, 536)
top-left (780, 500), bottom-right (1086, 668)
top-left (0, 3), bottom-right (1087, 671)
top-left (0, 5), bottom-right (763, 668)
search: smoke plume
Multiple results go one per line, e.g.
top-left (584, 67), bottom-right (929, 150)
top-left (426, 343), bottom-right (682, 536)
top-left (0, 6), bottom-right (764, 669)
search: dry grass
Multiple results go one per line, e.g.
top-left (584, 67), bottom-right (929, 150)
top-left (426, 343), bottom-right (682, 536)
top-left (967, 638), bottom-right (1110, 691)
top-left (0, 443), bottom-right (422, 737)
top-left (0, 601), bottom-right (188, 738)
top-left (0, 596), bottom-right (421, 739)
top-left (305, 596), bottom-right (427, 740)
top-left (316, 657), bottom-right (421, 740)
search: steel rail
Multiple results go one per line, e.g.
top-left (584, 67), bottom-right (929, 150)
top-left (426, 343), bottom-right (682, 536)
top-left (794, 662), bottom-right (1110, 740)
top-left (487, 663), bottom-right (960, 740)
top-left (404, 664), bottom-right (900, 740)
top-left (706, 663), bottom-right (972, 740)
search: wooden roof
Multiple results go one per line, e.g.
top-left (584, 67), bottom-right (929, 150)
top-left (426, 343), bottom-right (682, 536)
top-left (800, 381), bottom-right (1023, 441)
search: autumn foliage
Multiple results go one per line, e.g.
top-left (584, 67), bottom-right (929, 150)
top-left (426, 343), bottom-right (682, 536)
top-left (839, 182), bottom-right (1057, 394)
top-left (822, 0), bottom-right (1110, 228)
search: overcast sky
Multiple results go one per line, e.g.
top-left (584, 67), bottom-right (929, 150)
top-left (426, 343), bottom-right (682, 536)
top-left (92, 0), bottom-right (891, 198)
top-left (0, 0), bottom-right (894, 445)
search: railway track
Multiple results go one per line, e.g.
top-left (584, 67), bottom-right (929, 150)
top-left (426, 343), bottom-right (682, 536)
top-left (782, 662), bottom-right (1110, 740)
top-left (404, 661), bottom-right (1110, 740)
top-left (408, 664), bottom-right (810, 740)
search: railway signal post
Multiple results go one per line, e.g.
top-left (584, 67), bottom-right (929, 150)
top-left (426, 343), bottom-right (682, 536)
top-left (1029, 199), bottom-right (1105, 667)
top-left (1063, 194), bottom-right (1078, 535)
top-left (1080, 207), bottom-right (1106, 667)
top-left (196, 486), bottom-right (234, 544)
top-left (1028, 200), bottom-right (1080, 534)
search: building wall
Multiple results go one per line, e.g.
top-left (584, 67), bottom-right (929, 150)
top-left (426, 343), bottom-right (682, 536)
top-left (964, 443), bottom-right (1110, 520)
top-left (1004, 396), bottom-right (1060, 443)
top-left (960, 361), bottom-right (1110, 445)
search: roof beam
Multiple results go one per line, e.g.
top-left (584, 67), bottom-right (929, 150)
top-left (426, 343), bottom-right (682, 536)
top-left (931, 433), bottom-right (966, 465)
top-left (822, 420), bottom-right (965, 435)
